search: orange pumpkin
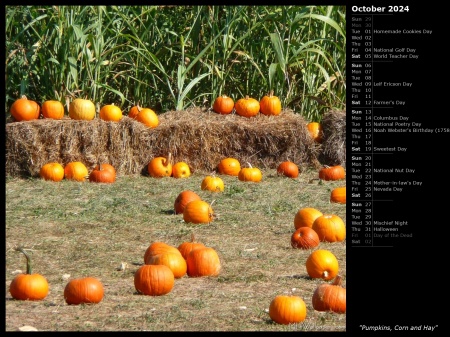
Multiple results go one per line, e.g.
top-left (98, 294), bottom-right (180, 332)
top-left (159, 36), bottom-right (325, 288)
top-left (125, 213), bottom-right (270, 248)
top-left (128, 104), bottom-right (142, 119)
top-left (269, 295), bottom-right (307, 325)
top-left (10, 95), bottom-right (40, 121)
top-left (319, 165), bottom-right (346, 181)
top-left (42, 100), bottom-right (64, 119)
top-left (93, 163), bottom-right (116, 176)
top-left (213, 95), bottom-right (234, 114)
top-left (89, 163), bottom-right (116, 183)
top-left (217, 157), bottom-right (241, 176)
top-left (64, 277), bottom-right (104, 305)
top-left (234, 96), bottom-right (260, 118)
top-left (183, 200), bottom-right (214, 224)
top-left (100, 104), bottom-right (123, 122)
top-left (307, 122), bottom-right (323, 143)
top-left (238, 164), bottom-right (262, 182)
top-left (174, 190), bottom-right (202, 215)
top-left (64, 161), bottom-right (89, 181)
top-left (259, 90), bottom-right (282, 116)
top-left (146, 252), bottom-right (187, 279)
top-left (134, 264), bottom-right (174, 296)
top-left (330, 187), bottom-right (346, 204)
top-left (9, 247), bottom-right (49, 301)
top-left (144, 242), bottom-right (182, 264)
top-left (291, 227), bottom-right (320, 250)
top-left (148, 154), bottom-right (172, 178)
top-left (69, 98), bottom-right (96, 120)
top-left (312, 214), bottom-right (346, 243)
top-left (306, 249), bottom-right (339, 281)
top-left (172, 161), bottom-right (191, 178)
top-left (294, 207), bottom-right (323, 229)
top-left (136, 108), bottom-right (159, 128)
top-left (186, 247), bottom-right (221, 277)
top-left (277, 161), bottom-right (299, 178)
top-left (40, 162), bottom-right (65, 182)
top-left (177, 234), bottom-right (206, 260)
top-left (201, 175), bottom-right (224, 192)
top-left (312, 275), bottom-right (346, 314)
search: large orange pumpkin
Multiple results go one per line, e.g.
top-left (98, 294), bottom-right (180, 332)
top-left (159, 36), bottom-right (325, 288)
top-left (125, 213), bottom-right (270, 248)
top-left (40, 162), bottom-right (65, 182)
top-left (183, 200), bottom-right (214, 224)
top-left (9, 247), bottom-right (49, 301)
top-left (312, 214), bottom-right (346, 242)
top-left (64, 277), bottom-right (104, 305)
top-left (10, 95), bottom-right (40, 121)
top-left (148, 154), bottom-right (172, 178)
top-left (294, 207), bottom-right (323, 229)
top-left (186, 247), bottom-right (221, 277)
top-left (146, 252), bottom-right (187, 279)
top-left (217, 157), bottom-right (241, 176)
top-left (269, 295), bottom-right (307, 325)
top-left (319, 165), bottom-right (346, 181)
top-left (69, 98), bottom-right (96, 120)
top-left (134, 264), bottom-right (174, 296)
top-left (42, 100), bottom-right (64, 119)
top-left (312, 275), bottom-right (346, 314)
top-left (144, 242), bottom-right (182, 264)
top-left (234, 96), bottom-right (260, 118)
top-left (201, 175), bottom-right (225, 192)
top-left (136, 108), bottom-right (159, 128)
top-left (238, 164), bottom-right (262, 182)
top-left (172, 162), bottom-right (191, 179)
top-left (277, 161), bottom-right (299, 178)
top-left (89, 163), bottom-right (116, 183)
top-left (174, 190), bottom-right (202, 215)
top-left (213, 95), bottom-right (234, 114)
top-left (64, 161), bottom-right (89, 181)
top-left (305, 249), bottom-right (339, 281)
top-left (330, 187), bottom-right (346, 204)
top-left (291, 227), bottom-right (320, 250)
top-left (259, 90), bottom-right (282, 116)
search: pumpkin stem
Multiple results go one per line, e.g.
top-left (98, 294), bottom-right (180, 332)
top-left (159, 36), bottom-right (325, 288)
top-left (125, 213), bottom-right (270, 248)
top-left (247, 162), bottom-right (253, 168)
top-left (333, 275), bottom-right (343, 286)
top-left (15, 246), bottom-right (32, 275)
top-left (245, 95), bottom-right (249, 100)
top-left (166, 153), bottom-right (173, 166)
top-left (190, 232), bottom-right (196, 242)
top-left (269, 90), bottom-right (274, 97)
top-left (65, 96), bottom-right (71, 114)
top-left (323, 270), bottom-right (329, 279)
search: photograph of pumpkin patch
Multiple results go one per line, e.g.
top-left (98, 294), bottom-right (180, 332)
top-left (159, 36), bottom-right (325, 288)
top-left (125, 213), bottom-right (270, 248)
top-left (5, 5), bottom-right (346, 332)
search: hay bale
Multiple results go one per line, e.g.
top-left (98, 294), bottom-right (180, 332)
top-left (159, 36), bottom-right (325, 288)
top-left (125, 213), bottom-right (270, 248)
top-left (319, 110), bottom-right (346, 168)
top-left (5, 107), bottom-right (327, 178)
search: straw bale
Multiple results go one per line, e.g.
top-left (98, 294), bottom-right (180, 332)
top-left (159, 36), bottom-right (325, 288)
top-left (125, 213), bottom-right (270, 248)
top-left (319, 109), bottom-right (346, 168)
top-left (5, 107), bottom-right (343, 178)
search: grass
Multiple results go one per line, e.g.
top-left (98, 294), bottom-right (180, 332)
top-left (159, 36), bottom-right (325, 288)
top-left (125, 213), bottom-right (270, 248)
top-left (5, 168), bottom-right (346, 331)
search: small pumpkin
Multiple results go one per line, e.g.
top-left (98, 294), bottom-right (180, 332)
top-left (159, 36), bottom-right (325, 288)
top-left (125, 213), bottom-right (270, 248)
top-left (174, 190), bottom-right (202, 215)
top-left (177, 234), bottom-right (206, 260)
top-left (128, 103), bottom-right (142, 119)
top-left (40, 162), bottom-right (65, 182)
top-left (269, 295), bottom-right (307, 325)
top-left (186, 246), bottom-right (221, 277)
top-left (201, 175), bottom-right (225, 192)
top-left (69, 98), bottom-right (96, 120)
top-left (305, 249), bottom-right (339, 281)
top-left (10, 95), bottom-right (40, 121)
top-left (89, 163), bottom-right (116, 183)
top-left (144, 242), bottom-right (182, 265)
top-left (259, 90), bottom-right (282, 116)
top-left (146, 252), bottom-right (187, 279)
top-left (277, 161), bottom-right (299, 178)
top-left (9, 247), bottom-right (49, 301)
top-left (100, 103), bottom-right (123, 122)
top-left (312, 275), bottom-right (346, 314)
top-left (312, 214), bottom-right (346, 243)
top-left (234, 95), bottom-right (260, 118)
top-left (238, 163), bottom-right (262, 183)
top-left (136, 108), bottom-right (159, 128)
top-left (148, 154), bottom-right (172, 178)
top-left (294, 207), bottom-right (323, 229)
top-left (330, 187), bottom-right (346, 204)
top-left (291, 227), bottom-right (320, 250)
top-left (217, 157), bottom-right (241, 176)
top-left (134, 264), bottom-right (174, 296)
top-left (172, 161), bottom-right (191, 179)
top-left (183, 200), bottom-right (214, 224)
top-left (64, 277), bottom-right (104, 305)
top-left (42, 100), bottom-right (64, 119)
top-left (213, 95), bottom-right (234, 114)
top-left (64, 161), bottom-right (89, 182)
top-left (319, 165), bottom-right (346, 181)
top-left (307, 122), bottom-right (323, 143)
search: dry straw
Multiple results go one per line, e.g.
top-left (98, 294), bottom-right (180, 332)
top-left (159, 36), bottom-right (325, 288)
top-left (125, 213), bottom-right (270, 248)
top-left (5, 107), bottom-right (346, 178)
